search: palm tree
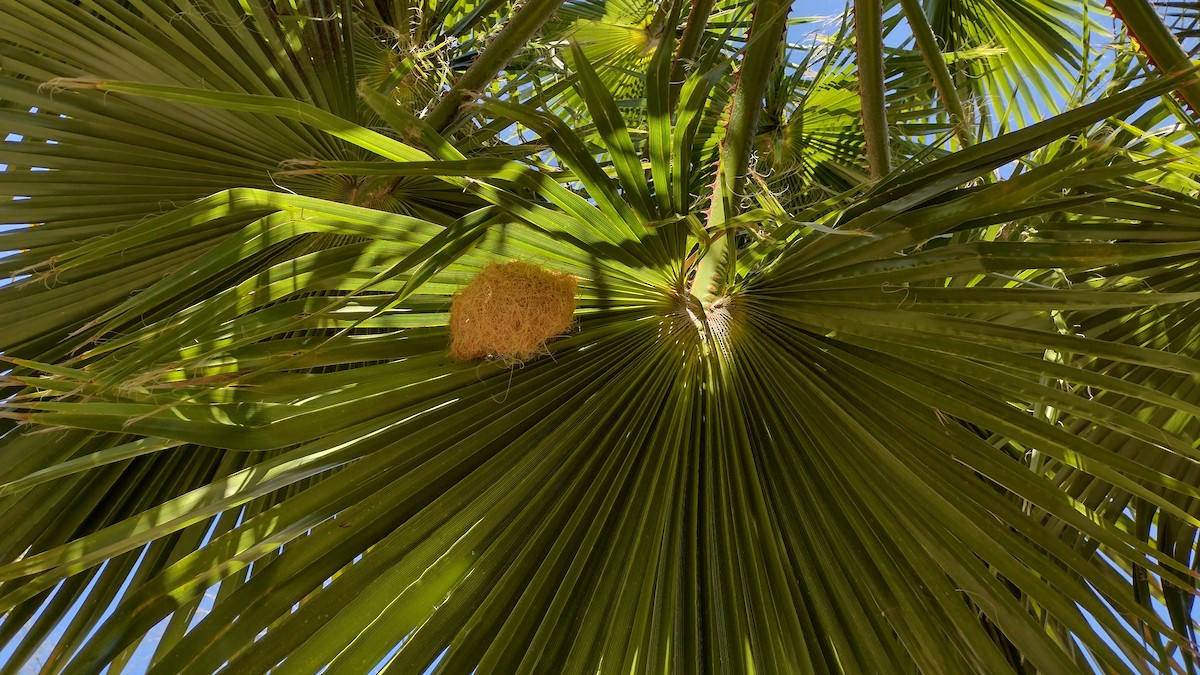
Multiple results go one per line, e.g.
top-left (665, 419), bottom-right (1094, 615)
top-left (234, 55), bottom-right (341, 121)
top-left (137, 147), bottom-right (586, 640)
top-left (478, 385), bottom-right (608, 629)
top-left (2, 0), bottom-right (1200, 672)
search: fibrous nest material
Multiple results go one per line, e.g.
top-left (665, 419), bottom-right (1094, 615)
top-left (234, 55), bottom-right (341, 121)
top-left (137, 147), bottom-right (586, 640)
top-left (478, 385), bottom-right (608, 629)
top-left (449, 261), bottom-right (578, 362)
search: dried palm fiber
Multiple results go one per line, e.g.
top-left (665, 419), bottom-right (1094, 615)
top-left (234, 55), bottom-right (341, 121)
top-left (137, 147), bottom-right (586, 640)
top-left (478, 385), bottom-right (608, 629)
top-left (449, 261), bottom-right (578, 361)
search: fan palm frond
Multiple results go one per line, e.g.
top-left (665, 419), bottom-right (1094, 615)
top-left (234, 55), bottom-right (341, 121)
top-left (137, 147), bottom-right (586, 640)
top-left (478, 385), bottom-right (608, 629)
top-left (3, 1), bottom-right (1200, 673)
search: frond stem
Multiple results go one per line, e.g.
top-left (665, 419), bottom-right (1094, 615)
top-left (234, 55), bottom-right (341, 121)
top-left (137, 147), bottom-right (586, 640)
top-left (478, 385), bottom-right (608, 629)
top-left (425, 0), bottom-right (567, 132)
top-left (1106, 0), bottom-right (1200, 120)
top-left (671, 0), bottom-right (718, 103)
top-left (897, 0), bottom-right (974, 146)
top-left (854, 0), bottom-right (892, 179)
top-left (693, 0), bottom-right (790, 306)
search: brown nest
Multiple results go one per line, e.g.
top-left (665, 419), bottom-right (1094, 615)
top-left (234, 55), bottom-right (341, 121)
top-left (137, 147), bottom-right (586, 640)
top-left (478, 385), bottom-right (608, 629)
top-left (449, 261), bottom-right (578, 362)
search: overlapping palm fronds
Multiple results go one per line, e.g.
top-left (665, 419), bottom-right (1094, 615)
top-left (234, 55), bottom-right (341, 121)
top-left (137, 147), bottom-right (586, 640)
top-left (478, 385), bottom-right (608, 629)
top-left (2, 1), bottom-right (1200, 673)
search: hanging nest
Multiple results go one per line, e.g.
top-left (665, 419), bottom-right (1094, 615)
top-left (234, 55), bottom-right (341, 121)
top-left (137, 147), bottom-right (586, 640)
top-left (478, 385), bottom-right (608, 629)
top-left (449, 261), bottom-right (578, 362)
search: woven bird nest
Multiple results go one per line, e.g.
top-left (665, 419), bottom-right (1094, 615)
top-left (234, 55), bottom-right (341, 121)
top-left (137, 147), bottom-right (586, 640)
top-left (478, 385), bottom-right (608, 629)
top-left (449, 261), bottom-right (578, 362)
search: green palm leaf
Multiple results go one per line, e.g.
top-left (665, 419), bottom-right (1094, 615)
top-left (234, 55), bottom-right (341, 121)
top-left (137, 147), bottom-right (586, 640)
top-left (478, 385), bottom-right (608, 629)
top-left (3, 1), bottom-right (1200, 673)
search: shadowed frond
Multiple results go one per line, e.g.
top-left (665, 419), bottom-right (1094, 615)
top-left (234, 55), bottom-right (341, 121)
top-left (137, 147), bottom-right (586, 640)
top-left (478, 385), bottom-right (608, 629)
top-left (3, 1), bottom-right (1200, 673)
